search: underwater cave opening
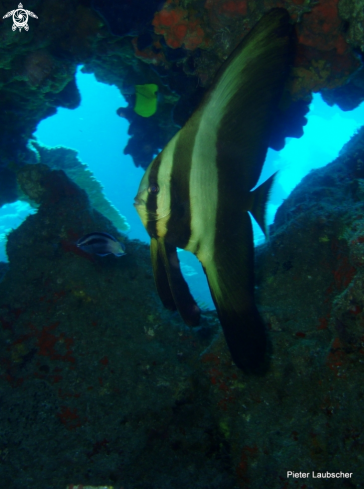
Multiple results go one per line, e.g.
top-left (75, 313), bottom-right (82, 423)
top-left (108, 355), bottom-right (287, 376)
top-left (1, 67), bottom-right (364, 309)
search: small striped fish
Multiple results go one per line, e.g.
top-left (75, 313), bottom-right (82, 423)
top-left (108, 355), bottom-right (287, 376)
top-left (66, 486), bottom-right (114, 489)
top-left (76, 232), bottom-right (125, 257)
top-left (134, 9), bottom-right (295, 372)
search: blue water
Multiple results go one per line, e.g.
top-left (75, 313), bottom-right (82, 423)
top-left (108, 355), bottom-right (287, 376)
top-left (1, 67), bottom-right (363, 309)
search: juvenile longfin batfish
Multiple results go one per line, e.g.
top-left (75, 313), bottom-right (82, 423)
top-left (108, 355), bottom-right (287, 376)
top-left (134, 9), bottom-right (295, 372)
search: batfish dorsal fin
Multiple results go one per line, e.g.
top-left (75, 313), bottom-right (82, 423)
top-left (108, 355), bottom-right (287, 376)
top-left (195, 8), bottom-right (295, 193)
top-left (152, 237), bottom-right (200, 326)
top-left (199, 214), bottom-right (268, 373)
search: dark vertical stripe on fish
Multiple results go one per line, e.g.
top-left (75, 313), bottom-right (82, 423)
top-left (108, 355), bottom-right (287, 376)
top-left (165, 118), bottom-right (199, 248)
top-left (146, 153), bottom-right (163, 238)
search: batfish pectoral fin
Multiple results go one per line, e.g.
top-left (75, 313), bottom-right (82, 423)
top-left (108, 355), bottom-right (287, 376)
top-left (199, 213), bottom-right (268, 373)
top-left (151, 237), bottom-right (201, 326)
top-left (250, 172), bottom-right (277, 238)
top-left (150, 237), bottom-right (176, 311)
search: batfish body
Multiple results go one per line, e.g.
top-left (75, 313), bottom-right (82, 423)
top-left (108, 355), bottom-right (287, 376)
top-left (134, 9), bottom-right (295, 372)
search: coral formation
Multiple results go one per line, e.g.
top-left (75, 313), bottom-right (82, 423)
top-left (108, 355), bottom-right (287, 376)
top-left (0, 167), bottom-right (18, 207)
top-left (321, 67), bottom-right (364, 110)
top-left (30, 143), bottom-right (129, 232)
top-left (1, 2), bottom-right (364, 484)
top-left (117, 100), bottom-right (176, 169)
top-left (0, 0), bottom-right (363, 200)
top-left (152, 2), bottom-right (208, 50)
top-left (92, 0), bottom-right (163, 37)
top-left (339, 0), bottom-right (364, 52)
top-left (17, 162), bottom-right (50, 203)
top-left (1, 122), bottom-right (364, 487)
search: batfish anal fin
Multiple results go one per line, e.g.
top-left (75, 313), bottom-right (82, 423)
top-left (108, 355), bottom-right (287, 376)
top-left (217, 296), bottom-right (267, 374)
top-left (154, 238), bottom-right (201, 326)
top-left (199, 213), bottom-right (267, 373)
top-left (150, 237), bottom-right (176, 311)
top-left (250, 172), bottom-right (277, 238)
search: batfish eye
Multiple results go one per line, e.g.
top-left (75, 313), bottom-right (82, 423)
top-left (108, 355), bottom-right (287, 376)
top-left (148, 183), bottom-right (160, 194)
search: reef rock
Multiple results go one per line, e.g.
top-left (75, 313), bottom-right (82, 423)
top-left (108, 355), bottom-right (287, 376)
top-left (0, 0), bottom-right (363, 201)
top-left (1, 127), bottom-right (364, 487)
top-left (91, 0), bottom-right (163, 37)
top-left (29, 142), bottom-right (129, 232)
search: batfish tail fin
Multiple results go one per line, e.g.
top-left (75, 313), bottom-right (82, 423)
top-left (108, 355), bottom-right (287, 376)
top-left (250, 172), bottom-right (277, 238)
top-left (151, 237), bottom-right (201, 326)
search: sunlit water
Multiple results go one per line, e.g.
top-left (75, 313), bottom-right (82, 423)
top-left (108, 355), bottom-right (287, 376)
top-left (1, 67), bottom-right (363, 309)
